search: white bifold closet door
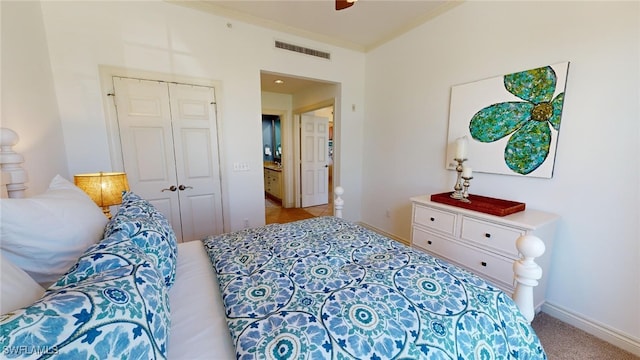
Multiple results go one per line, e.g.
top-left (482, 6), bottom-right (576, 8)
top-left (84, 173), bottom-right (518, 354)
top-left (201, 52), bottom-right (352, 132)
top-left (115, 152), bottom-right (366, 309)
top-left (113, 77), bottom-right (223, 242)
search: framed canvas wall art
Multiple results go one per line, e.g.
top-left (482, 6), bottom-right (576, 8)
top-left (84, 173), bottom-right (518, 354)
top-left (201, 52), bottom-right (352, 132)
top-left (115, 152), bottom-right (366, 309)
top-left (446, 62), bottom-right (569, 178)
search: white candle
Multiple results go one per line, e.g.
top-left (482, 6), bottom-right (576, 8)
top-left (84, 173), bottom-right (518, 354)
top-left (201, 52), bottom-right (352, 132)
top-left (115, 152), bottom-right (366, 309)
top-left (455, 136), bottom-right (468, 160)
top-left (462, 166), bottom-right (472, 178)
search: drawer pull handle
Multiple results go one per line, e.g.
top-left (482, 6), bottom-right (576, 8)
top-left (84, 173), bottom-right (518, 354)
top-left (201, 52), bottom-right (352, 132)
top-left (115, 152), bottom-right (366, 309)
top-left (481, 261), bottom-right (487, 267)
top-left (427, 240), bottom-right (432, 245)
top-left (484, 233), bottom-right (491, 238)
top-left (430, 217), bottom-right (435, 221)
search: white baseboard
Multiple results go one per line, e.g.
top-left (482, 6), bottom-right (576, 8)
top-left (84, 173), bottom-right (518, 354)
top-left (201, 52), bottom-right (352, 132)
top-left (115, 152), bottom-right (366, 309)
top-left (541, 302), bottom-right (640, 356)
top-left (357, 222), bottom-right (409, 246)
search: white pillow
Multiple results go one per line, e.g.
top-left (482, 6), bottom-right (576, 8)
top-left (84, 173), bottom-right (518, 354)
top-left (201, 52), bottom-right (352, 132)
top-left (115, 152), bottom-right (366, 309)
top-left (0, 175), bottom-right (108, 286)
top-left (0, 253), bottom-right (44, 314)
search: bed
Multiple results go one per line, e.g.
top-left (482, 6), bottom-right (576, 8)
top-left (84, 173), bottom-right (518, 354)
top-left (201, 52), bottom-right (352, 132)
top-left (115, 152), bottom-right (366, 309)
top-left (0, 127), bottom-right (547, 359)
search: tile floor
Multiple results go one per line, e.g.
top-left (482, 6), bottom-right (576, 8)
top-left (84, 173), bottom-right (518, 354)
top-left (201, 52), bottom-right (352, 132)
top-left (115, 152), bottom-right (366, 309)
top-left (265, 197), bottom-right (333, 224)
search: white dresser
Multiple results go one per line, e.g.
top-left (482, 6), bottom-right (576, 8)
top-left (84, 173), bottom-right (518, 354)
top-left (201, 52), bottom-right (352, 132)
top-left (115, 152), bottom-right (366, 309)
top-left (410, 195), bottom-right (559, 311)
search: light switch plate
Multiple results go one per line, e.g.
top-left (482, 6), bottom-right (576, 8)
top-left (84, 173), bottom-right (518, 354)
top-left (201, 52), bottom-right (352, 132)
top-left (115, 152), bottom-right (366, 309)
top-left (233, 162), bottom-right (250, 171)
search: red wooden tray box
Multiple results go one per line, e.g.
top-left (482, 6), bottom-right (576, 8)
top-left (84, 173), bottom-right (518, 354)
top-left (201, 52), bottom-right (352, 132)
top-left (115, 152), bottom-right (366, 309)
top-left (430, 192), bottom-right (525, 217)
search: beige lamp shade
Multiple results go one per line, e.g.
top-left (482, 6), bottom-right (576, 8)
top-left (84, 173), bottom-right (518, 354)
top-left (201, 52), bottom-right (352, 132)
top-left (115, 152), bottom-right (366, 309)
top-left (74, 172), bottom-right (129, 218)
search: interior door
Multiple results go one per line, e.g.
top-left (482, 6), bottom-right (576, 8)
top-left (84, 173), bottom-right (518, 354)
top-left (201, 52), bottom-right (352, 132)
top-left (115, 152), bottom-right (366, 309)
top-left (168, 83), bottom-right (224, 240)
top-left (113, 77), bottom-right (224, 242)
top-left (300, 114), bottom-right (329, 207)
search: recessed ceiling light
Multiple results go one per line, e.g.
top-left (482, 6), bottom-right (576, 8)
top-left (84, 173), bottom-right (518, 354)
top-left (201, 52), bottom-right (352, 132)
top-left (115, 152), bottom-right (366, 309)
top-left (274, 79), bottom-right (284, 84)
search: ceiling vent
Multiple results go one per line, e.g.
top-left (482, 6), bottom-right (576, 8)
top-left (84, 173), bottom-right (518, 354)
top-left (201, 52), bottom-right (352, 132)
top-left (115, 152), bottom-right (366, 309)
top-left (275, 41), bottom-right (331, 60)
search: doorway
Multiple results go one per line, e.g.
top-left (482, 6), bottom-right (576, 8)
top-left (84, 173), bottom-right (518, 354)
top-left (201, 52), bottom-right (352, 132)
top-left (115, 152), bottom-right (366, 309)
top-left (262, 114), bottom-right (283, 204)
top-left (260, 72), bottom-right (337, 224)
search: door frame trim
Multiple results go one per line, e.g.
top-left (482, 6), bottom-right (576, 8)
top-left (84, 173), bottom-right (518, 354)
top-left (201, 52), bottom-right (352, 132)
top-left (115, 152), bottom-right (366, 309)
top-left (98, 65), bottom-right (230, 233)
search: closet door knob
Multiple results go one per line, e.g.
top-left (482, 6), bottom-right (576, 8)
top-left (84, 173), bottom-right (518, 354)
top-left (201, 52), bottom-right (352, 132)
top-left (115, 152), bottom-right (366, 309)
top-left (178, 185), bottom-right (193, 191)
top-left (162, 185), bottom-right (177, 192)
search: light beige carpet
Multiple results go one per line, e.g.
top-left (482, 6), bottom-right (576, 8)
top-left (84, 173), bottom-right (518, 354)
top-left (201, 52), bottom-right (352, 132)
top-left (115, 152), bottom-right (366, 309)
top-left (531, 312), bottom-right (639, 359)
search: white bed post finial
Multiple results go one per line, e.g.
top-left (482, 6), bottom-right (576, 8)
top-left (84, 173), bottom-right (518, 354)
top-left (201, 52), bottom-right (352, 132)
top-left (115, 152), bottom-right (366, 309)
top-left (0, 128), bottom-right (28, 198)
top-left (334, 186), bottom-right (344, 218)
top-left (512, 234), bottom-right (545, 323)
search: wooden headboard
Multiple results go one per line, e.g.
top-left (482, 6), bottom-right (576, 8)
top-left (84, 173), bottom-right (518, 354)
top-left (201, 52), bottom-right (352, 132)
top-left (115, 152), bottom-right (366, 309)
top-left (0, 128), bottom-right (28, 198)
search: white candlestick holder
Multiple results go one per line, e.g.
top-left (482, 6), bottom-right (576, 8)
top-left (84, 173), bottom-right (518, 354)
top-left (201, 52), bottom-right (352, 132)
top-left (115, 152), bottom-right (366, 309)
top-left (462, 176), bottom-right (473, 203)
top-left (450, 158), bottom-right (466, 200)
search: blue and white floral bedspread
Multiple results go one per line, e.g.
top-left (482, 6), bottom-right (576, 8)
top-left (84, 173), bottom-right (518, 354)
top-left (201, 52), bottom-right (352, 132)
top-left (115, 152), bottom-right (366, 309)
top-left (203, 216), bottom-right (546, 359)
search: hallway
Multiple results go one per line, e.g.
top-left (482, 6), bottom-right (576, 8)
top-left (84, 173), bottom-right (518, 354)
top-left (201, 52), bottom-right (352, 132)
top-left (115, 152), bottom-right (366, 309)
top-left (265, 197), bottom-right (332, 224)
top-left (264, 164), bottom-right (334, 225)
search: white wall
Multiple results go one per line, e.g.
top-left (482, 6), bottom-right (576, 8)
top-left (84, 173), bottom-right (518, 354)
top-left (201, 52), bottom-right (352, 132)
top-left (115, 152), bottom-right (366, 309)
top-left (0, 1), bottom-right (68, 194)
top-left (363, 0), bottom-right (639, 349)
top-left (36, 1), bottom-right (365, 230)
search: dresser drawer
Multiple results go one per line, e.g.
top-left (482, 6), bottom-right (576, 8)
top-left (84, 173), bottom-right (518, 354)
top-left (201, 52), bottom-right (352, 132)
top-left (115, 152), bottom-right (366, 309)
top-left (413, 227), bottom-right (515, 290)
top-left (413, 205), bottom-right (456, 235)
top-left (461, 217), bottom-right (523, 258)
top-left (412, 226), bottom-right (454, 255)
top-left (449, 242), bottom-right (516, 290)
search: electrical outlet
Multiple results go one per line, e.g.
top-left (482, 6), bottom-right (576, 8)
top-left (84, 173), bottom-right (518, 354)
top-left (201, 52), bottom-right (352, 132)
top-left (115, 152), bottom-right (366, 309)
top-left (243, 218), bottom-right (250, 228)
top-left (386, 209), bottom-right (391, 218)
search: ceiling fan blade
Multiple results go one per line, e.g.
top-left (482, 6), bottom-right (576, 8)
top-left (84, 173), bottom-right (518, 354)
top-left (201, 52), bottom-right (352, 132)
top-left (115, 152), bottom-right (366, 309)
top-left (336, 0), bottom-right (354, 11)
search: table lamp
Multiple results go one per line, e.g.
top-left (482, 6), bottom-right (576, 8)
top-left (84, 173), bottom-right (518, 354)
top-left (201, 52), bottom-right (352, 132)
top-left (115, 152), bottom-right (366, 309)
top-left (74, 172), bottom-right (129, 219)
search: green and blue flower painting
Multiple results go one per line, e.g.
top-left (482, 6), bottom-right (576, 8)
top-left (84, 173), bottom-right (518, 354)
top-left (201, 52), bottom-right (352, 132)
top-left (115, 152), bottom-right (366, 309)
top-left (446, 62), bottom-right (569, 178)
